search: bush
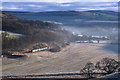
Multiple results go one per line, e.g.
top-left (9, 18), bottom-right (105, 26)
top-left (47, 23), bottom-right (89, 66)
top-left (95, 57), bottom-right (118, 74)
top-left (80, 62), bottom-right (95, 78)
top-left (49, 46), bottom-right (61, 52)
top-left (80, 57), bottom-right (119, 78)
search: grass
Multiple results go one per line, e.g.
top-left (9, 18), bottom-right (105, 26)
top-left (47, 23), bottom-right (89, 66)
top-left (0, 30), bottom-right (23, 38)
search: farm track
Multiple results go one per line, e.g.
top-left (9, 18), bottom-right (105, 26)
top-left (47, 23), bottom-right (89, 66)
top-left (2, 72), bottom-right (108, 78)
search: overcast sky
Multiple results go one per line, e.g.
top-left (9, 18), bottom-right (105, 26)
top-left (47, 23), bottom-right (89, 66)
top-left (1, 0), bottom-right (119, 12)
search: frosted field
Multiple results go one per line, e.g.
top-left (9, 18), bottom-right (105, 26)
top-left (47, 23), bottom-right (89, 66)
top-left (0, 30), bottom-right (22, 37)
top-left (2, 43), bottom-right (118, 76)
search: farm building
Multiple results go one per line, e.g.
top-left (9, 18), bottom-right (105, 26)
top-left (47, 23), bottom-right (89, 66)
top-left (32, 47), bottom-right (48, 53)
top-left (76, 41), bottom-right (93, 43)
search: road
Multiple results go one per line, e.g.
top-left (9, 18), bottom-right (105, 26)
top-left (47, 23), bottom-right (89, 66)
top-left (2, 43), bottom-right (118, 76)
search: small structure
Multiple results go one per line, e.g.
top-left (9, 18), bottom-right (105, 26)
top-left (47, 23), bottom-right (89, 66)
top-left (91, 40), bottom-right (98, 43)
top-left (76, 41), bottom-right (92, 43)
top-left (32, 47), bottom-right (48, 53)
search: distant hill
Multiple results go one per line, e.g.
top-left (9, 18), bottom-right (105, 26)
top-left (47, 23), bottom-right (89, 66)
top-left (8, 10), bottom-right (118, 23)
top-left (8, 10), bottom-right (118, 36)
top-left (2, 11), bottom-right (59, 34)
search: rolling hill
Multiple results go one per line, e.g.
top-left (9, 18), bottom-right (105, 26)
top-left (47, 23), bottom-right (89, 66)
top-left (2, 11), bottom-right (72, 54)
top-left (8, 10), bottom-right (118, 36)
top-left (8, 10), bottom-right (118, 24)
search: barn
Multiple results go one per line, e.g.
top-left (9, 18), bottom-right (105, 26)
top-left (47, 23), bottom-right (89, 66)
top-left (32, 47), bottom-right (48, 53)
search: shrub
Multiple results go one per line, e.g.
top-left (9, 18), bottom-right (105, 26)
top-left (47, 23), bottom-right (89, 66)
top-left (80, 62), bottom-right (95, 78)
top-left (49, 46), bottom-right (61, 52)
top-left (95, 57), bottom-right (118, 74)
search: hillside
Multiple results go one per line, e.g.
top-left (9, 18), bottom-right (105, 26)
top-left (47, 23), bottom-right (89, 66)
top-left (9, 10), bottom-right (118, 23)
top-left (2, 11), bottom-right (71, 55)
top-left (8, 10), bottom-right (118, 36)
top-left (2, 11), bottom-right (59, 34)
top-left (2, 10), bottom-right (118, 55)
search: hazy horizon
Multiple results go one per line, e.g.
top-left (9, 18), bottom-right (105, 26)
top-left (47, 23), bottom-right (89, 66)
top-left (3, 10), bottom-right (118, 13)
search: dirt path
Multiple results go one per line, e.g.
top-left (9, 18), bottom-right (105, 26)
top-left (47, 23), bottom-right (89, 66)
top-left (2, 43), bottom-right (118, 76)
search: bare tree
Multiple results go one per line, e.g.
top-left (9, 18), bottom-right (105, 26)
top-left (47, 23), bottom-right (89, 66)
top-left (80, 62), bottom-right (95, 78)
top-left (95, 57), bottom-right (118, 74)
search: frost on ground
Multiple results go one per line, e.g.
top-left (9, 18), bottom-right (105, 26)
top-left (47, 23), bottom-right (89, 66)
top-left (2, 43), bottom-right (118, 76)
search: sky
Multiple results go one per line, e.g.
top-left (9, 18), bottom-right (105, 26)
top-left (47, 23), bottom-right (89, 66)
top-left (1, 0), bottom-right (119, 12)
top-left (2, 0), bottom-right (119, 2)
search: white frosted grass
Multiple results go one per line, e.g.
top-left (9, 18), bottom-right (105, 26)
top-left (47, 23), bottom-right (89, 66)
top-left (0, 30), bottom-right (23, 37)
